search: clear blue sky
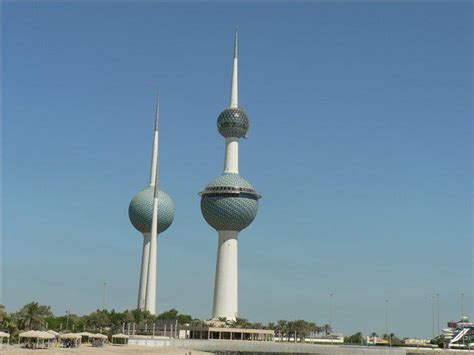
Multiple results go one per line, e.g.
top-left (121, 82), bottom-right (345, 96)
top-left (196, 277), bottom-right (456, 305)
top-left (3, 2), bottom-right (472, 339)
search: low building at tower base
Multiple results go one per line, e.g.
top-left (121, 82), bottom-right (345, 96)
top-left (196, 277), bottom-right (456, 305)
top-left (179, 325), bottom-right (274, 341)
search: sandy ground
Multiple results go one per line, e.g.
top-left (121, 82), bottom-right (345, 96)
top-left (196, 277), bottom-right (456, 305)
top-left (1, 345), bottom-right (212, 355)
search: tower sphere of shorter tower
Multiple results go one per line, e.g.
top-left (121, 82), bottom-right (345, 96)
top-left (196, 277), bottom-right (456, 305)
top-left (217, 107), bottom-right (249, 138)
top-left (200, 173), bottom-right (260, 232)
top-left (129, 187), bottom-right (175, 234)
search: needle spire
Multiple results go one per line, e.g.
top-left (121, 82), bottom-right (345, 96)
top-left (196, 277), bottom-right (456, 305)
top-left (230, 27), bottom-right (239, 108)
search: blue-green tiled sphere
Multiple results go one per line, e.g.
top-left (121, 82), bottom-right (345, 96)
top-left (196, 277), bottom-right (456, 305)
top-left (129, 187), bottom-right (175, 235)
top-left (217, 107), bottom-right (249, 138)
top-left (200, 173), bottom-right (260, 232)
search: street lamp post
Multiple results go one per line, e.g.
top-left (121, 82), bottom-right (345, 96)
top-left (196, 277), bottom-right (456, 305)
top-left (65, 310), bottom-right (70, 331)
top-left (329, 293), bottom-right (334, 345)
top-left (103, 282), bottom-right (107, 310)
top-left (330, 293), bottom-right (334, 331)
top-left (461, 293), bottom-right (464, 318)
top-left (436, 293), bottom-right (440, 336)
top-left (432, 295), bottom-right (435, 339)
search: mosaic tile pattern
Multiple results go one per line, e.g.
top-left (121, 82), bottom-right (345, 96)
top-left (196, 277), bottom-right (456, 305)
top-left (129, 187), bottom-right (175, 234)
top-left (205, 173), bottom-right (255, 191)
top-left (200, 173), bottom-right (260, 231)
top-left (217, 107), bottom-right (250, 138)
top-left (201, 195), bottom-right (258, 232)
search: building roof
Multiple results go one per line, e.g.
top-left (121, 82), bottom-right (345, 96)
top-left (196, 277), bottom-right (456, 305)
top-left (181, 325), bottom-right (274, 334)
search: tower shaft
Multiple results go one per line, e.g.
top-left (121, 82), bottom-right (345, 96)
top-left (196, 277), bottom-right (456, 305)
top-left (144, 96), bottom-right (160, 315)
top-left (212, 230), bottom-right (239, 320)
top-left (214, 29), bottom-right (240, 320)
top-left (137, 233), bottom-right (151, 310)
top-left (223, 137), bottom-right (239, 173)
top-left (201, 29), bottom-right (260, 321)
top-left (145, 185), bottom-right (159, 315)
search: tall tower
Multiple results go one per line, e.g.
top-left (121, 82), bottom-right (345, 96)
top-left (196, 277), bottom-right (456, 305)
top-left (200, 30), bottom-right (261, 320)
top-left (128, 97), bottom-right (175, 315)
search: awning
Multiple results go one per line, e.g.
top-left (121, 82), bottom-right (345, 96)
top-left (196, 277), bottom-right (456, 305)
top-left (90, 333), bottom-right (108, 339)
top-left (59, 333), bottom-right (82, 339)
top-left (112, 333), bottom-right (129, 339)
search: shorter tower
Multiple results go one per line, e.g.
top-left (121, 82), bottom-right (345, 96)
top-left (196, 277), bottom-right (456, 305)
top-left (129, 97), bottom-right (175, 314)
top-left (200, 30), bottom-right (261, 320)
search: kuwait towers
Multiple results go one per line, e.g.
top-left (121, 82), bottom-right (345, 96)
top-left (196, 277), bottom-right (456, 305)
top-left (129, 97), bottom-right (175, 314)
top-left (200, 30), bottom-right (261, 320)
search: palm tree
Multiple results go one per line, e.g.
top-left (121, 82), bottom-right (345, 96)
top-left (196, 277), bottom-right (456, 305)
top-left (276, 320), bottom-right (288, 342)
top-left (323, 323), bottom-right (332, 335)
top-left (16, 302), bottom-right (52, 330)
top-left (267, 322), bottom-right (275, 330)
top-left (0, 305), bottom-right (17, 335)
top-left (276, 320), bottom-right (287, 342)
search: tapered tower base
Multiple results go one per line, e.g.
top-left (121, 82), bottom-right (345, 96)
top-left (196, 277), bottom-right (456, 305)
top-left (212, 230), bottom-right (239, 320)
top-left (137, 233), bottom-right (151, 310)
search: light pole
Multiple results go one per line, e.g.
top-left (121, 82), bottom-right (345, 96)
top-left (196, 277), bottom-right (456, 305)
top-left (329, 293), bottom-right (334, 331)
top-left (385, 300), bottom-right (389, 336)
top-left (102, 282), bottom-right (107, 310)
top-left (432, 295), bottom-right (435, 339)
top-left (436, 293), bottom-right (440, 336)
top-left (461, 293), bottom-right (464, 318)
top-left (329, 293), bottom-right (334, 345)
top-left (65, 310), bottom-right (70, 331)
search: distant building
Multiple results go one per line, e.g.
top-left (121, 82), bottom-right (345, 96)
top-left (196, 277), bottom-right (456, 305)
top-left (403, 338), bottom-right (430, 346)
top-left (366, 336), bottom-right (389, 345)
top-left (445, 316), bottom-right (474, 349)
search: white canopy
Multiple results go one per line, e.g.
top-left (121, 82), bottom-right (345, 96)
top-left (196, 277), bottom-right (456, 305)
top-left (47, 330), bottom-right (60, 337)
top-left (77, 331), bottom-right (95, 337)
top-left (59, 333), bottom-right (81, 339)
top-left (19, 330), bottom-right (54, 339)
top-left (90, 333), bottom-right (108, 339)
top-left (38, 331), bottom-right (55, 339)
top-left (112, 333), bottom-right (129, 339)
top-left (0, 331), bottom-right (10, 337)
top-left (20, 330), bottom-right (41, 338)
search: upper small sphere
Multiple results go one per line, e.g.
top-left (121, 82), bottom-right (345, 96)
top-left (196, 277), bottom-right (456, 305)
top-left (129, 187), bottom-right (175, 235)
top-left (217, 107), bottom-right (249, 138)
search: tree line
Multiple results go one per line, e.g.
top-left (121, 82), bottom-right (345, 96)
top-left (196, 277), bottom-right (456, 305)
top-left (0, 301), bottom-right (336, 342)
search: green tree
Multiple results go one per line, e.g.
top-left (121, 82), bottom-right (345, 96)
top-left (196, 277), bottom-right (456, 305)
top-left (84, 309), bottom-right (111, 329)
top-left (15, 302), bottom-right (52, 330)
top-left (276, 320), bottom-right (288, 342)
top-left (229, 318), bottom-right (252, 328)
top-left (344, 332), bottom-right (363, 344)
top-left (323, 323), bottom-right (332, 335)
top-left (157, 309), bottom-right (178, 320)
top-left (0, 305), bottom-right (17, 336)
top-left (177, 313), bottom-right (193, 325)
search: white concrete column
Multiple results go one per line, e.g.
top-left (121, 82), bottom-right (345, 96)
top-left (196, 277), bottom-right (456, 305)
top-left (223, 138), bottom-right (239, 173)
top-left (137, 233), bottom-right (151, 310)
top-left (212, 230), bottom-right (239, 320)
top-left (145, 233), bottom-right (157, 314)
top-left (149, 130), bottom-right (159, 186)
top-left (145, 191), bottom-right (159, 315)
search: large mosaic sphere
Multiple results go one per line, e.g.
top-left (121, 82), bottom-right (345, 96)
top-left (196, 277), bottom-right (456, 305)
top-left (200, 173), bottom-right (260, 232)
top-left (129, 187), bottom-right (175, 235)
top-left (217, 107), bottom-right (249, 139)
